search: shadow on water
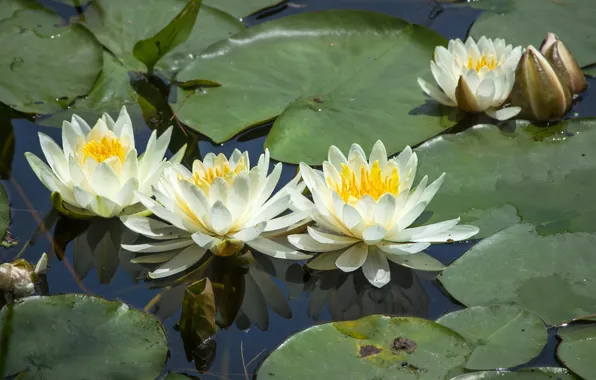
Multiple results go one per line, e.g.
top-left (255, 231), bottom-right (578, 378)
top-left (3, 0), bottom-right (596, 378)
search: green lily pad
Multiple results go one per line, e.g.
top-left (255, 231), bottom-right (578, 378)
top-left (203, 0), bottom-right (283, 19)
top-left (164, 374), bottom-right (199, 380)
top-left (256, 315), bottom-right (472, 379)
top-left (82, 0), bottom-right (244, 75)
top-left (0, 294), bottom-right (168, 379)
top-left (40, 52), bottom-right (145, 128)
top-left (438, 223), bottom-right (596, 325)
top-left (172, 10), bottom-right (456, 164)
top-left (557, 324), bottom-right (596, 379)
top-left (416, 119), bottom-right (596, 238)
top-left (0, 182), bottom-right (7, 241)
top-left (584, 65), bottom-right (596, 77)
top-left (0, 6), bottom-right (102, 114)
top-left (468, 0), bottom-right (596, 67)
top-left (450, 367), bottom-right (577, 380)
top-left (437, 305), bottom-right (547, 370)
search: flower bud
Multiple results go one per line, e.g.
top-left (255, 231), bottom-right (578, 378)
top-left (510, 45), bottom-right (572, 121)
top-left (540, 33), bottom-right (587, 95)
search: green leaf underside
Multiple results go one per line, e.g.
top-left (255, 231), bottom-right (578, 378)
top-left (256, 315), bottom-right (472, 379)
top-left (557, 324), bottom-right (596, 379)
top-left (0, 182), bottom-right (8, 240)
top-left (468, 0), bottom-right (596, 67)
top-left (416, 119), bottom-right (596, 238)
top-left (82, 0), bottom-right (244, 75)
top-left (450, 367), bottom-right (577, 380)
top-left (172, 10), bottom-right (457, 164)
top-left (0, 294), bottom-right (168, 379)
top-left (40, 52), bottom-right (144, 128)
top-left (133, 0), bottom-right (202, 73)
top-left (437, 305), bottom-right (547, 370)
top-left (438, 223), bottom-right (596, 325)
top-left (0, 6), bottom-right (102, 114)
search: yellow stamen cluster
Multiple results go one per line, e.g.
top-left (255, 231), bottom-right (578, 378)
top-left (467, 55), bottom-right (497, 71)
top-left (191, 158), bottom-right (246, 193)
top-left (82, 137), bottom-right (126, 163)
top-left (328, 161), bottom-right (399, 202)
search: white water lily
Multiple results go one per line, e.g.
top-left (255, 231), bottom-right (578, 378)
top-left (25, 107), bottom-right (185, 218)
top-left (417, 36), bottom-right (523, 120)
top-left (288, 141), bottom-right (479, 288)
top-left (120, 149), bottom-right (311, 279)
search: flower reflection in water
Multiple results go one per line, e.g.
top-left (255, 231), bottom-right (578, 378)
top-left (305, 262), bottom-right (429, 322)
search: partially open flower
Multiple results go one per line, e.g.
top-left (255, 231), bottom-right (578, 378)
top-left (121, 149), bottom-right (311, 279)
top-left (510, 46), bottom-right (573, 121)
top-left (418, 36), bottom-right (523, 120)
top-left (540, 33), bottom-right (587, 96)
top-left (25, 107), bottom-right (186, 218)
top-left (0, 253), bottom-right (48, 297)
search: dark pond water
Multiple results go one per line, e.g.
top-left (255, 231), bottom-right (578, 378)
top-left (2, 0), bottom-right (596, 378)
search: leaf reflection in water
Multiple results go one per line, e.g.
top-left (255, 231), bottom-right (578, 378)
top-left (305, 262), bottom-right (429, 322)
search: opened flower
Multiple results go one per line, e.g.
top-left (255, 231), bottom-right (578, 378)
top-left (418, 36), bottom-right (523, 120)
top-left (288, 141), bottom-right (479, 288)
top-left (121, 149), bottom-right (311, 279)
top-left (25, 107), bottom-right (185, 218)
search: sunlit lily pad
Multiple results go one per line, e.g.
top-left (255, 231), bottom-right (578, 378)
top-left (416, 120), bottom-right (596, 238)
top-left (0, 182), bottom-right (8, 241)
top-left (450, 367), bottom-right (577, 380)
top-left (468, 0), bottom-right (596, 67)
top-left (172, 10), bottom-right (456, 164)
top-left (0, 294), bottom-right (168, 379)
top-left (0, 5), bottom-right (102, 113)
top-left (557, 324), bottom-right (596, 379)
top-left (438, 223), bottom-right (596, 325)
top-left (437, 305), bottom-right (547, 370)
top-left (256, 315), bottom-right (472, 379)
top-left (82, 0), bottom-right (244, 75)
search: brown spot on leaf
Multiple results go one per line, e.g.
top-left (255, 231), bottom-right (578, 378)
top-left (391, 337), bottom-right (417, 354)
top-left (358, 344), bottom-right (382, 358)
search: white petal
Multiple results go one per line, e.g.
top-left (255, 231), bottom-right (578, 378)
top-left (327, 145), bottom-right (348, 171)
top-left (122, 238), bottom-right (194, 253)
top-left (92, 162), bottom-right (120, 199)
top-left (210, 201), bottom-right (232, 235)
top-left (246, 237), bottom-right (312, 260)
top-left (418, 78), bottom-right (456, 106)
top-left (62, 120), bottom-right (86, 157)
top-left (373, 193), bottom-right (396, 228)
top-left (288, 233), bottom-right (354, 252)
top-left (231, 222), bottom-right (267, 242)
top-left (335, 242), bottom-right (368, 272)
top-left (228, 171), bottom-right (250, 219)
top-left (412, 224), bottom-right (479, 242)
top-left (485, 106), bottom-right (521, 121)
top-left (342, 204), bottom-right (363, 230)
top-left (307, 226), bottom-right (359, 245)
top-left (388, 218), bottom-right (460, 242)
top-left (38, 133), bottom-right (70, 183)
top-left (263, 211), bottom-right (310, 234)
top-left (148, 245), bottom-right (208, 279)
top-left (191, 231), bottom-right (221, 249)
top-left (397, 202), bottom-right (428, 231)
top-left (73, 186), bottom-right (93, 208)
top-left (361, 248), bottom-right (391, 288)
top-left (115, 178), bottom-right (138, 207)
top-left (377, 241), bottom-right (430, 254)
top-left (361, 225), bottom-right (387, 245)
top-left (120, 215), bottom-right (189, 240)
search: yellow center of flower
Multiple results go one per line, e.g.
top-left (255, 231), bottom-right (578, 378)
top-left (327, 161), bottom-right (399, 202)
top-left (467, 55), bottom-right (497, 71)
top-left (192, 158), bottom-right (246, 186)
top-left (82, 137), bottom-right (126, 163)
